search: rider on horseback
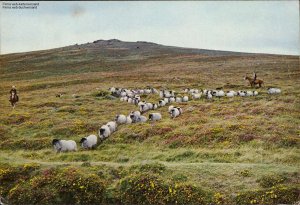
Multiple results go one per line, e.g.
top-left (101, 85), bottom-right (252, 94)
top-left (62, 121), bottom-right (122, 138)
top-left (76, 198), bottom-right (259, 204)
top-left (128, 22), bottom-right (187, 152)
top-left (9, 85), bottom-right (19, 108)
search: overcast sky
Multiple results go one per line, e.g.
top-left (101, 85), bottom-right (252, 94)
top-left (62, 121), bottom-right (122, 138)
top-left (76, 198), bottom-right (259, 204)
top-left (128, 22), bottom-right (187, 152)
top-left (1, 1), bottom-right (299, 55)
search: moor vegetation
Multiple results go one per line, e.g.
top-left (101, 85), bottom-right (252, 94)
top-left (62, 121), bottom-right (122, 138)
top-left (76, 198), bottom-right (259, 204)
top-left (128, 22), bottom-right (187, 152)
top-left (0, 40), bottom-right (299, 204)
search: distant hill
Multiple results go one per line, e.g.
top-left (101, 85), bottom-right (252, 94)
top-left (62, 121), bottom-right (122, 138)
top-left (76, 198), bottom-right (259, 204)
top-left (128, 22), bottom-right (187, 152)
top-left (0, 39), bottom-right (289, 82)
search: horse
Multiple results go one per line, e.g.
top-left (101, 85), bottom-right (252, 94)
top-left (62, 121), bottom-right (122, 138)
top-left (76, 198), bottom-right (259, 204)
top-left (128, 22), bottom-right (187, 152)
top-left (244, 76), bottom-right (264, 88)
top-left (9, 90), bottom-right (19, 109)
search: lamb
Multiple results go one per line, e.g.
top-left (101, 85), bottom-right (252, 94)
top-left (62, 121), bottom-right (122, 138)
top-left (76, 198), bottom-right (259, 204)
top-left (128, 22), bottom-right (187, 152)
top-left (80, 134), bottom-right (98, 149)
top-left (52, 139), bottom-right (77, 152)
top-left (115, 114), bottom-right (127, 124)
top-left (99, 125), bottom-right (111, 140)
top-left (149, 113), bottom-right (162, 121)
top-left (106, 121), bottom-right (117, 133)
top-left (253, 91), bottom-right (258, 96)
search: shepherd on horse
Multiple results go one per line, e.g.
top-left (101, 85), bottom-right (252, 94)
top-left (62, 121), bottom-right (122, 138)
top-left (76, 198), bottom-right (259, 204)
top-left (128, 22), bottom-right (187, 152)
top-left (9, 86), bottom-right (19, 109)
top-left (244, 72), bottom-right (264, 88)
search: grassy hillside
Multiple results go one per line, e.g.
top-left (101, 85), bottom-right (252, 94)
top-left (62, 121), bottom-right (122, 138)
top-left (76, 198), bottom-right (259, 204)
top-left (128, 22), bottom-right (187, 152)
top-left (0, 40), bottom-right (299, 204)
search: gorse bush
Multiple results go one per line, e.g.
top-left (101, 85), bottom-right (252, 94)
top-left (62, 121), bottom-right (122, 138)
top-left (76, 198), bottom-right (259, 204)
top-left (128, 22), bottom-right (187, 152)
top-left (118, 173), bottom-right (213, 205)
top-left (257, 173), bottom-right (286, 188)
top-left (234, 185), bottom-right (299, 205)
top-left (7, 167), bottom-right (106, 205)
top-left (0, 163), bottom-right (40, 196)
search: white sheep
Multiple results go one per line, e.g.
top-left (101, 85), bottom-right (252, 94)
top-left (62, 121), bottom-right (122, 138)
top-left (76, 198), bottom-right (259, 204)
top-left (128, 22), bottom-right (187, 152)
top-left (182, 96), bottom-right (189, 102)
top-left (164, 98), bottom-right (170, 104)
top-left (139, 103), bottom-right (149, 113)
top-left (192, 93), bottom-right (202, 99)
top-left (129, 111), bottom-right (141, 123)
top-left (253, 91), bottom-right (258, 96)
top-left (52, 139), bottom-right (77, 152)
top-left (99, 125), bottom-right (111, 140)
top-left (246, 91), bottom-right (253, 97)
top-left (228, 90), bottom-right (237, 96)
top-left (137, 115), bottom-right (147, 122)
top-left (207, 91), bottom-right (213, 99)
top-left (106, 121), bottom-right (117, 133)
top-left (175, 97), bottom-right (182, 103)
top-left (146, 102), bottom-right (153, 110)
top-left (216, 90), bottom-right (225, 97)
top-left (238, 91), bottom-right (246, 97)
top-left (159, 90), bottom-right (164, 98)
top-left (268, 88), bottom-right (281, 94)
top-left (226, 91), bottom-right (234, 97)
top-left (130, 110), bottom-right (141, 117)
top-left (80, 135), bottom-right (98, 149)
top-left (126, 115), bottom-right (132, 124)
top-left (115, 114), bottom-right (127, 124)
top-left (152, 103), bottom-right (158, 110)
top-left (168, 105), bottom-right (175, 113)
top-left (149, 113), bottom-right (162, 121)
top-left (158, 100), bottom-right (166, 107)
top-left (127, 98), bottom-right (133, 104)
top-left (169, 97), bottom-right (176, 103)
top-left (170, 107), bottom-right (181, 118)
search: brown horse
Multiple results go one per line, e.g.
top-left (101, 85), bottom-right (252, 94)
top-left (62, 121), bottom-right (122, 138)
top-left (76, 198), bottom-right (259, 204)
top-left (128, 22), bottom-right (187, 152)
top-left (244, 76), bottom-right (264, 88)
top-left (9, 87), bottom-right (19, 109)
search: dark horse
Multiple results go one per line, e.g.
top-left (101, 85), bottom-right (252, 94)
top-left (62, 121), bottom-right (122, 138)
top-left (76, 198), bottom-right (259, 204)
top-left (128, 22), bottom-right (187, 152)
top-left (244, 73), bottom-right (264, 88)
top-left (9, 86), bottom-right (19, 109)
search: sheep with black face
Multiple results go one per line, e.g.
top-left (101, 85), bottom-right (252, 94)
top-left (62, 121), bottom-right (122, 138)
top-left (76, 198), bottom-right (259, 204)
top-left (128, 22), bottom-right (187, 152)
top-left (80, 135), bottom-right (98, 149)
top-left (99, 125), bottom-right (111, 140)
top-left (149, 113), bottom-right (162, 121)
top-left (52, 139), bottom-right (77, 152)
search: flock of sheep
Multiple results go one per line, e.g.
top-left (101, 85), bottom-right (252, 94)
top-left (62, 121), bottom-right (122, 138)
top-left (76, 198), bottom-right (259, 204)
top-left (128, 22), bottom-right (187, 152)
top-left (52, 86), bottom-right (281, 152)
